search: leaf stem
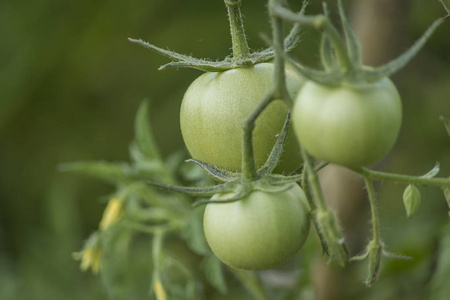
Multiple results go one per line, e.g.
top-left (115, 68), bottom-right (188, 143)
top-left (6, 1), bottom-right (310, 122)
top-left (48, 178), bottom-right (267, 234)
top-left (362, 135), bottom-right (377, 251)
top-left (358, 168), bottom-right (450, 187)
top-left (225, 0), bottom-right (251, 61)
top-left (301, 174), bottom-right (330, 256)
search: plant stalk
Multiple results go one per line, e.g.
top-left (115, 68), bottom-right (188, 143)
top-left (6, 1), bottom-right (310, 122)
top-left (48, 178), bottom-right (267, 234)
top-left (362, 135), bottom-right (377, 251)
top-left (364, 177), bottom-right (380, 243)
top-left (301, 148), bottom-right (349, 266)
top-left (301, 148), bottom-right (327, 211)
top-left (225, 0), bottom-right (250, 61)
top-left (269, 2), bottom-right (290, 106)
top-left (241, 92), bottom-right (275, 180)
top-left (271, 5), bottom-right (352, 71)
top-left (358, 168), bottom-right (450, 187)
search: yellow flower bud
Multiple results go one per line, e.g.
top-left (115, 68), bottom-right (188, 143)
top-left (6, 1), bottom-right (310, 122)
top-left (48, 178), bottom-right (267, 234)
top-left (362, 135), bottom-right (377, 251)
top-left (153, 280), bottom-right (167, 300)
top-left (73, 233), bottom-right (103, 274)
top-left (99, 197), bottom-right (124, 231)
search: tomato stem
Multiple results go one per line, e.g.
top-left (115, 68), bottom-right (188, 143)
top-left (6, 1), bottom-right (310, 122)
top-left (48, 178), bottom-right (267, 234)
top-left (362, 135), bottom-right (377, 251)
top-left (241, 92), bottom-right (275, 180)
top-left (269, 1), bottom-right (292, 106)
top-left (361, 176), bottom-right (386, 286)
top-left (225, 0), bottom-right (251, 61)
top-left (270, 5), bottom-right (353, 72)
top-left (364, 177), bottom-right (380, 244)
top-left (301, 148), bottom-right (327, 212)
top-left (301, 147), bottom-right (349, 266)
top-left (301, 175), bottom-right (330, 256)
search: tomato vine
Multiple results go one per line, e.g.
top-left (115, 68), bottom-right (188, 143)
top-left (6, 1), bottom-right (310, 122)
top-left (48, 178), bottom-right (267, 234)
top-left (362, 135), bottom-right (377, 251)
top-left (65, 0), bottom-right (450, 298)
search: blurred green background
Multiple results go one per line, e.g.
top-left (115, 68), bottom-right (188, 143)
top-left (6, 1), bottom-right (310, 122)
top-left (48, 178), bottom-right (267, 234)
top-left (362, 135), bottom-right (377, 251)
top-left (0, 0), bottom-right (449, 299)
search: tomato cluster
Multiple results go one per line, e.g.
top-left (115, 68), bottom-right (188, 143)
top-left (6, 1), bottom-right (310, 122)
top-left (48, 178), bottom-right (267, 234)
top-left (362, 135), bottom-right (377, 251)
top-left (179, 59), bottom-right (403, 269)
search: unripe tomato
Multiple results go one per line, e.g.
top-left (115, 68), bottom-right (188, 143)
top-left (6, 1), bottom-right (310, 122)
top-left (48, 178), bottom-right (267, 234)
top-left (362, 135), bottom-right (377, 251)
top-left (203, 184), bottom-right (310, 270)
top-left (180, 63), bottom-right (302, 174)
top-left (292, 78), bottom-right (402, 168)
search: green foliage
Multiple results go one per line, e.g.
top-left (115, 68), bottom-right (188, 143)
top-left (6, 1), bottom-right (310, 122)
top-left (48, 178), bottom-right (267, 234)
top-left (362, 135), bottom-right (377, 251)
top-left (182, 207), bottom-right (209, 256)
top-left (202, 254), bottom-right (228, 294)
top-left (1, 0), bottom-right (450, 299)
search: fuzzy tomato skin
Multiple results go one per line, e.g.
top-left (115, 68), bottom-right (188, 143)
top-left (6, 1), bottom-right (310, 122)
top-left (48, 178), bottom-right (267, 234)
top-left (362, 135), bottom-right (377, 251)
top-left (292, 78), bottom-right (402, 168)
top-left (180, 63), bottom-right (302, 174)
top-left (203, 184), bottom-right (310, 270)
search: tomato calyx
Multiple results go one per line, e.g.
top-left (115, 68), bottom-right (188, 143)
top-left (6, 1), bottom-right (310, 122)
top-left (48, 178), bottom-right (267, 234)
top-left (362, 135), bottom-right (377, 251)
top-left (185, 113), bottom-right (306, 183)
top-left (128, 1), bottom-right (310, 72)
top-left (127, 30), bottom-right (298, 72)
top-left (148, 113), bottom-right (325, 206)
top-left (350, 240), bottom-right (412, 287)
top-left (274, 0), bottom-right (444, 86)
top-left (311, 209), bottom-right (350, 267)
top-left (184, 159), bottom-right (241, 183)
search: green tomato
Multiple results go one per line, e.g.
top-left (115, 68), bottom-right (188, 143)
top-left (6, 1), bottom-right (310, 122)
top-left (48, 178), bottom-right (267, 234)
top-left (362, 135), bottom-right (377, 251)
top-left (203, 184), bottom-right (310, 270)
top-left (292, 78), bottom-right (402, 168)
top-left (180, 63), bottom-right (302, 174)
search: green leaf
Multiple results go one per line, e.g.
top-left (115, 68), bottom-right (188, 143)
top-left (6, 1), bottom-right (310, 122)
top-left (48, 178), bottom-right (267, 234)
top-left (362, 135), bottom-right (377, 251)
top-left (440, 116), bottom-right (450, 138)
top-left (283, 0), bottom-right (311, 52)
top-left (59, 161), bottom-right (134, 184)
top-left (315, 209), bottom-right (349, 267)
top-left (439, 0), bottom-right (450, 15)
top-left (337, 0), bottom-right (362, 66)
top-left (202, 254), bottom-right (228, 294)
top-left (148, 181), bottom-right (234, 197)
top-left (365, 241), bottom-right (382, 287)
top-left (128, 38), bottom-right (207, 65)
top-left (258, 113), bottom-right (291, 176)
top-left (320, 34), bottom-right (338, 72)
top-left (287, 58), bottom-right (341, 85)
top-left (186, 159), bottom-right (240, 183)
top-left (134, 101), bottom-right (161, 161)
top-left (421, 162), bottom-right (440, 179)
top-left (182, 207), bottom-right (209, 255)
top-left (403, 184), bottom-right (421, 218)
top-left (128, 38), bottom-right (236, 72)
top-left (99, 225), bottom-right (138, 298)
top-left (365, 18), bottom-right (443, 82)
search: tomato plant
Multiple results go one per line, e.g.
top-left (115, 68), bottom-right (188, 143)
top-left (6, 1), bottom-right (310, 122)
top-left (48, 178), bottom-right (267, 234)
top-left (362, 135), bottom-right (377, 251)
top-left (65, 0), bottom-right (450, 298)
top-left (203, 184), bottom-right (310, 270)
top-left (180, 62), bottom-right (302, 174)
top-left (292, 78), bottom-right (402, 168)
